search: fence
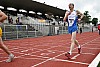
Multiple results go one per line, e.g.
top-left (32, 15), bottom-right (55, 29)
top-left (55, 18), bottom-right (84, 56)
top-left (1, 23), bottom-right (95, 40)
top-left (2, 24), bottom-right (68, 40)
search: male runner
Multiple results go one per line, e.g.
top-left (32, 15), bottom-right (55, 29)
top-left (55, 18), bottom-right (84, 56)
top-left (63, 3), bottom-right (84, 59)
top-left (0, 10), bottom-right (14, 62)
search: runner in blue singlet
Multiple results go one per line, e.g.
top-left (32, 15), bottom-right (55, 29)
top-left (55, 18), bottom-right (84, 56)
top-left (63, 3), bottom-right (84, 59)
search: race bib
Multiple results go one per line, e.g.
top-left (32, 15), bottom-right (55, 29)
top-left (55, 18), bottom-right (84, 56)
top-left (68, 19), bottom-right (74, 26)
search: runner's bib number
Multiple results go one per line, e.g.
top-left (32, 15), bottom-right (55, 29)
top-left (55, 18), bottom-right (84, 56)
top-left (68, 19), bottom-right (74, 26)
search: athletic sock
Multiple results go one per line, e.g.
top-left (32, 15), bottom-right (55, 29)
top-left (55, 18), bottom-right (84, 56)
top-left (6, 54), bottom-right (14, 62)
top-left (69, 51), bottom-right (72, 55)
top-left (78, 45), bottom-right (81, 48)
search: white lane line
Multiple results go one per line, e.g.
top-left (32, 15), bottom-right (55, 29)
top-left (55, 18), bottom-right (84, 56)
top-left (18, 57), bottom-right (46, 60)
top-left (21, 50), bottom-right (29, 52)
top-left (88, 53), bottom-right (100, 67)
top-left (82, 47), bottom-right (100, 50)
top-left (71, 54), bottom-right (80, 59)
top-left (40, 53), bottom-right (50, 56)
top-left (0, 60), bottom-right (6, 63)
top-left (81, 53), bottom-right (95, 55)
top-left (72, 52), bottom-right (95, 55)
top-left (52, 58), bottom-right (89, 65)
top-left (14, 53), bottom-right (50, 59)
top-left (31, 58), bottom-right (52, 67)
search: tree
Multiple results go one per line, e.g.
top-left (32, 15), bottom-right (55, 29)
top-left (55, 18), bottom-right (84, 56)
top-left (92, 18), bottom-right (98, 26)
top-left (82, 11), bottom-right (91, 23)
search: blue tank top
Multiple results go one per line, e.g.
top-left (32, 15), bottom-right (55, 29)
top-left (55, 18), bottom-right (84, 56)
top-left (68, 10), bottom-right (78, 27)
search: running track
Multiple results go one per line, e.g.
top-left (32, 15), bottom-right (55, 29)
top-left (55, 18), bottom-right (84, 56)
top-left (0, 32), bottom-right (100, 67)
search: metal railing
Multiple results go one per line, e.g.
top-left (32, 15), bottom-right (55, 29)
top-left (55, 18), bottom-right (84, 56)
top-left (2, 24), bottom-right (68, 40)
top-left (2, 23), bottom-right (95, 40)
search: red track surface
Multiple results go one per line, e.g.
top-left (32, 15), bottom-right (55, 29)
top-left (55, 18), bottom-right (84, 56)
top-left (0, 32), bottom-right (100, 67)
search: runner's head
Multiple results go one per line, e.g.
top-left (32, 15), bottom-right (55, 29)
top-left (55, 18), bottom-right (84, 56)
top-left (69, 3), bottom-right (74, 10)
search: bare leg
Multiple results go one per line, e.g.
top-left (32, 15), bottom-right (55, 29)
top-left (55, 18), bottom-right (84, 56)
top-left (99, 30), bottom-right (100, 35)
top-left (69, 31), bottom-right (81, 55)
top-left (69, 31), bottom-right (77, 55)
top-left (0, 37), bottom-right (14, 62)
top-left (75, 40), bottom-right (80, 47)
top-left (0, 37), bottom-right (11, 55)
top-left (74, 37), bottom-right (81, 54)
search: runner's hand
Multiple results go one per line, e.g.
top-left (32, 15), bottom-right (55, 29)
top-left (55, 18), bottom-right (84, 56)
top-left (78, 18), bottom-right (81, 23)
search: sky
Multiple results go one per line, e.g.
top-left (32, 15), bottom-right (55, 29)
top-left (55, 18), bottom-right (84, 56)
top-left (33, 0), bottom-right (100, 20)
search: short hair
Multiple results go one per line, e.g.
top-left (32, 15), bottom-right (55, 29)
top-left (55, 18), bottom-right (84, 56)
top-left (69, 3), bottom-right (74, 7)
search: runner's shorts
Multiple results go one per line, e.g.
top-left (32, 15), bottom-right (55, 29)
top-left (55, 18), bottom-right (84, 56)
top-left (0, 27), bottom-right (2, 37)
top-left (68, 25), bottom-right (78, 34)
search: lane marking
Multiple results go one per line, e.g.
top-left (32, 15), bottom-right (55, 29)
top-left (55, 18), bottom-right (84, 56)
top-left (18, 57), bottom-right (46, 60)
top-left (0, 60), bottom-right (6, 63)
top-left (40, 53), bottom-right (50, 56)
top-left (71, 54), bottom-right (80, 59)
top-left (52, 58), bottom-right (89, 65)
top-left (31, 58), bottom-right (52, 67)
top-left (82, 47), bottom-right (100, 50)
top-left (88, 53), bottom-right (100, 67)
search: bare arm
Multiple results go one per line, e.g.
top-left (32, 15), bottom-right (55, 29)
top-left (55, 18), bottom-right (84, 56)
top-left (0, 10), bottom-right (8, 22)
top-left (76, 10), bottom-right (84, 20)
top-left (63, 11), bottom-right (70, 22)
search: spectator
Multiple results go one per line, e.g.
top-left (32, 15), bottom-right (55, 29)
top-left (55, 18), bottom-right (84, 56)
top-left (16, 17), bottom-right (23, 30)
top-left (79, 23), bottom-right (83, 34)
top-left (98, 24), bottom-right (100, 35)
top-left (8, 15), bottom-right (13, 24)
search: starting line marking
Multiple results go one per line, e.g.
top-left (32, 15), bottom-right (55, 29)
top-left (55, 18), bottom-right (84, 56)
top-left (88, 53), bottom-right (100, 67)
top-left (71, 54), bottom-right (80, 59)
top-left (52, 58), bottom-right (89, 65)
top-left (31, 58), bottom-right (53, 67)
